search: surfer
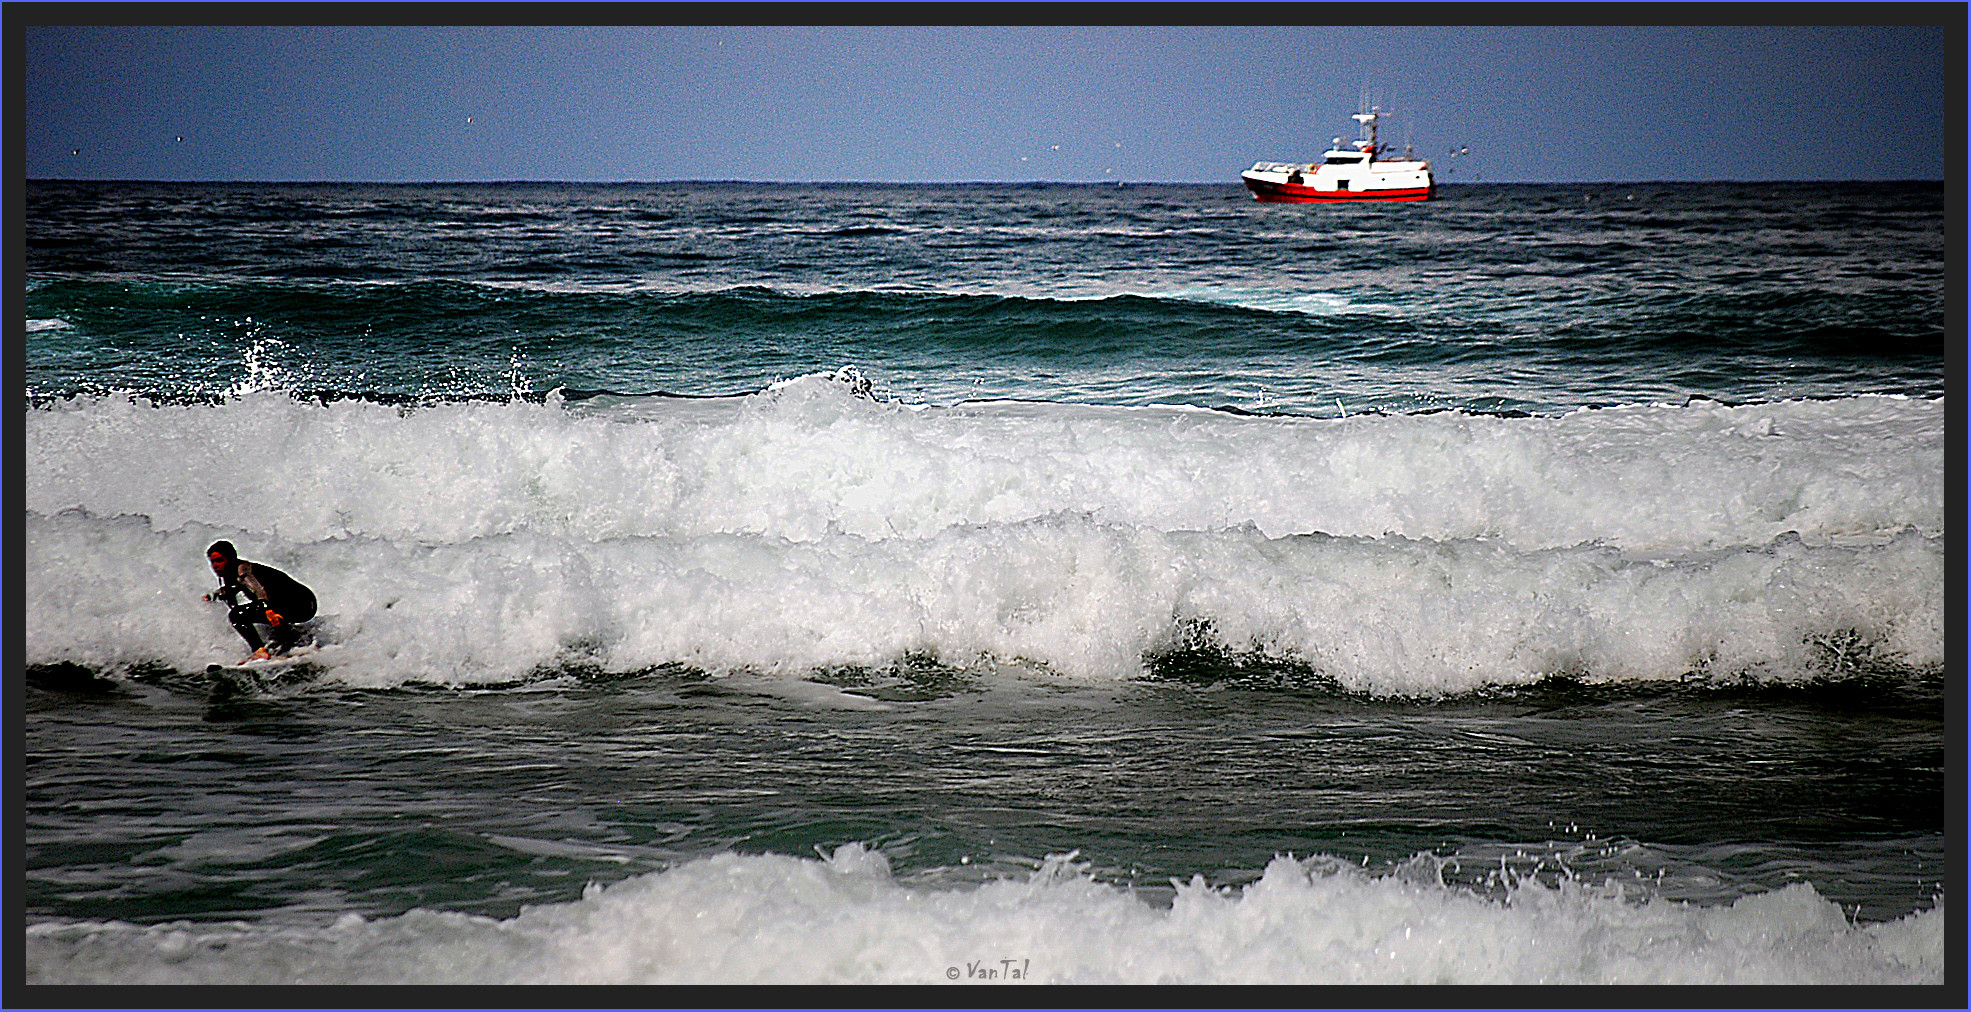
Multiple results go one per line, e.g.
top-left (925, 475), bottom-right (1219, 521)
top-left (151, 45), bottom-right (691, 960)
top-left (202, 541), bottom-right (317, 660)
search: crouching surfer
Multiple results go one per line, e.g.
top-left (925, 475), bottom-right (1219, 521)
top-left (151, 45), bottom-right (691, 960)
top-left (202, 540), bottom-right (317, 661)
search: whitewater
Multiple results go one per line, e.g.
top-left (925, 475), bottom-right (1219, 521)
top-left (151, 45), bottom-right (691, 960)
top-left (25, 846), bottom-right (1944, 985)
top-left (26, 377), bottom-right (1943, 693)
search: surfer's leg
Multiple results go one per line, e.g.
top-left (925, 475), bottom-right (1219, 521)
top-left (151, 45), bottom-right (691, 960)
top-left (268, 596), bottom-right (317, 655)
top-left (228, 602), bottom-right (267, 651)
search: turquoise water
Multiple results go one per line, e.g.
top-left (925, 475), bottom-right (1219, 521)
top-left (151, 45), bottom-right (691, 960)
top-left (22, 181), bottom-right (1948, 985)
top-left (26, 181), bottom-right (1943, 413)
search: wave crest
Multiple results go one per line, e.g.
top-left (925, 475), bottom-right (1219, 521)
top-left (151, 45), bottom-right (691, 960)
top-left (23, 845), bottom-right (1944, 984)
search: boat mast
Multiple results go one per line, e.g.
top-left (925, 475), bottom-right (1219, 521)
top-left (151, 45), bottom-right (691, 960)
top-left (1351, 106), bottom-right (1380, 164)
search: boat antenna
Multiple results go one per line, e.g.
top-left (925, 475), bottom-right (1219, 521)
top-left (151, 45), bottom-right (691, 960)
top-left (1351, 106), bottom-right (1380, 162)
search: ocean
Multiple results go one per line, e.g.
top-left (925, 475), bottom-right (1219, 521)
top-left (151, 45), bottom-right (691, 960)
top-left (20, 179), bottom-right (1949, 986)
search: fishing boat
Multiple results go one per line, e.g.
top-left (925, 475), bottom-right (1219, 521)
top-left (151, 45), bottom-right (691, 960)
top-left (1242, 105), bottom-right (1433, 203)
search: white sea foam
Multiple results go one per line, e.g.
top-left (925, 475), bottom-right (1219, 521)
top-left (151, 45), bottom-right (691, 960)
top-left (24, 379), bottom-right (1943, 553)
top-left (23, 498), bottom-right (1942, 690)
top-left (23, 381), bottom-right (1944, 689)
top-left (21, 845), bottom-right (1945, 985)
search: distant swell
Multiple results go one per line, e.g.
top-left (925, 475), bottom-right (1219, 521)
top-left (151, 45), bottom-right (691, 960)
top-left (24, 279), bottom-right (1945, 409)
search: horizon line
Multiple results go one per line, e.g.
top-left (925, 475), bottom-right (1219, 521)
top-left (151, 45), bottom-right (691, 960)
top-left (25, 176), bottom-right (1949, 187)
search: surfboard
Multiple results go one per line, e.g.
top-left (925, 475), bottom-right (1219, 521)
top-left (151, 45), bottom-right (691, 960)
top-left (204, 646), bottom-right (331, 694)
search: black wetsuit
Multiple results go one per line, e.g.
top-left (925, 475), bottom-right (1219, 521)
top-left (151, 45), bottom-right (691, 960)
top-left (214, 559), bottom-right (318, 654)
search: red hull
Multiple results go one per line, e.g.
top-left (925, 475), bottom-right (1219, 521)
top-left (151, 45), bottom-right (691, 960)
top-left (1244, 177), bottom-right (1432, 203)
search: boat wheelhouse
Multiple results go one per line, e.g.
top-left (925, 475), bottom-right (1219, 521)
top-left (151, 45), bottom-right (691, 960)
top-left (1242, 106), bottom-right (1433, 203)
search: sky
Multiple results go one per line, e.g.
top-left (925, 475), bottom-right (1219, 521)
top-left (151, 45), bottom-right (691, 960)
top-left (21, 23), bottom-right (1957, 184)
